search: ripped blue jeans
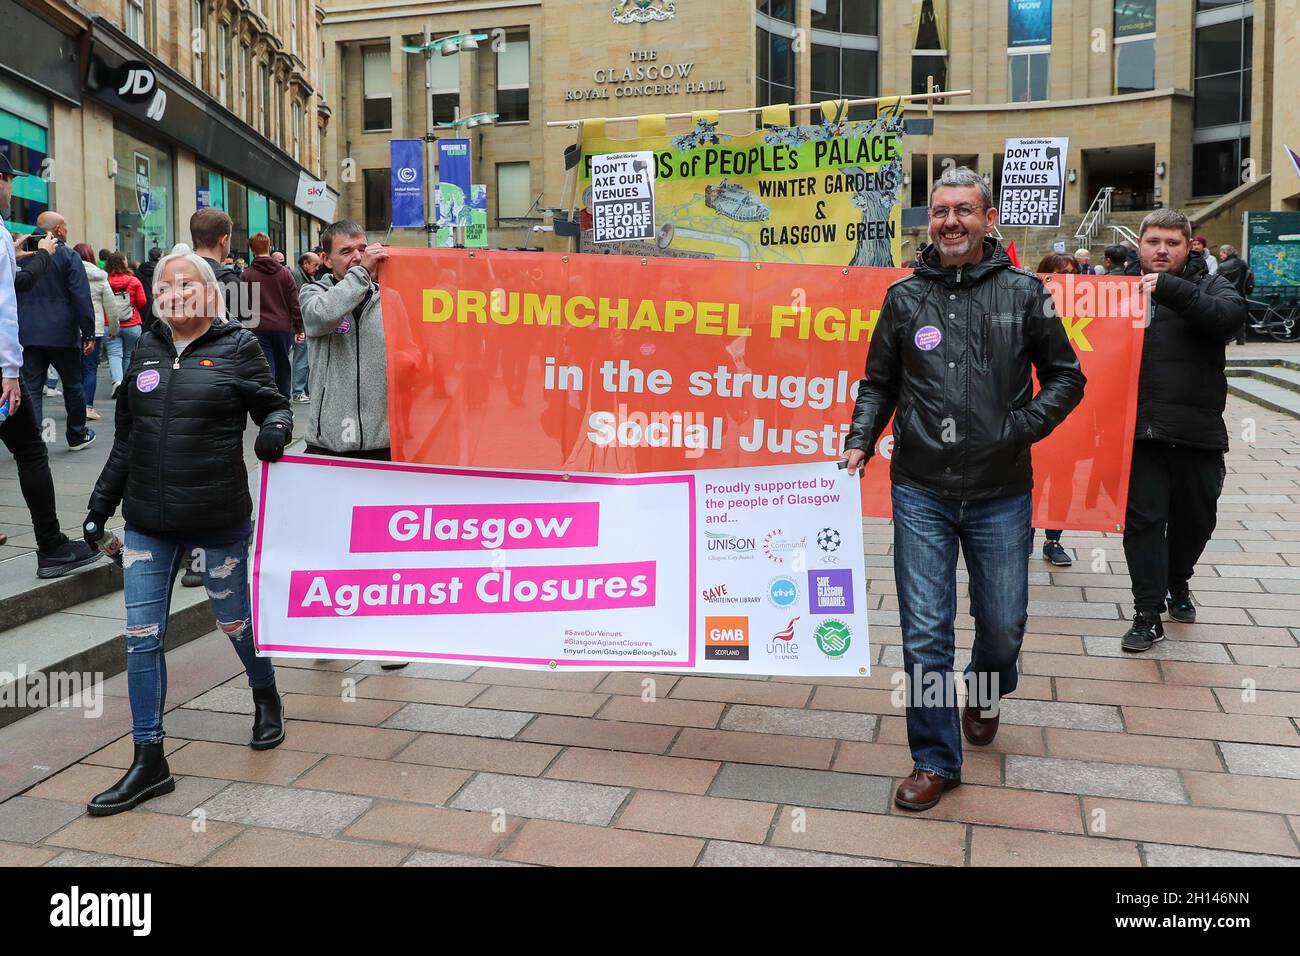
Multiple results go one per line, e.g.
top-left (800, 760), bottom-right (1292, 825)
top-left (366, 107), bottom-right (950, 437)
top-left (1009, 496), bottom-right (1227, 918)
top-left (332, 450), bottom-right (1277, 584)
top-left (122, 529), bottom-right (275, 743)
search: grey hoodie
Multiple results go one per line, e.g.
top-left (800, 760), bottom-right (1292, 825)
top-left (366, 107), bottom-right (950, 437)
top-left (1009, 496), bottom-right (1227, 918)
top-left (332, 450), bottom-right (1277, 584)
top-left (298, 265), bottom-right (390, 453)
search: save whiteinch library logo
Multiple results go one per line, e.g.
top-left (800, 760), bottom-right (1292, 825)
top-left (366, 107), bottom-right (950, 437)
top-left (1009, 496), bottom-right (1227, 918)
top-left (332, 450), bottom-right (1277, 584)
top-left (613, 0), bottom-right (676, 24)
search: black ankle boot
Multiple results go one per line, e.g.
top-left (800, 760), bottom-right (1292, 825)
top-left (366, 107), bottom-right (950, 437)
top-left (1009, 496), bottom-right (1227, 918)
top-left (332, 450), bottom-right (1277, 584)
top-left (250, 686), bottom-right (285, 750)
top-left (87, 742), bottom-right (175, 816)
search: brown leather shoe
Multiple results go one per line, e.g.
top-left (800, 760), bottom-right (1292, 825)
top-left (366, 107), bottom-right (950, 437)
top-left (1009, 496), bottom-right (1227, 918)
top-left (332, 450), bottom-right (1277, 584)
top-left (894, 770), bottom-right (961, 811)
top-left (962, 704), bottom-right (999, 746)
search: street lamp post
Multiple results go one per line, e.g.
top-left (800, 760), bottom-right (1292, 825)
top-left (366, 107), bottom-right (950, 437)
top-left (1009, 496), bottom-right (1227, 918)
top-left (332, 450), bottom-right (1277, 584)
top-left (401, 30), bottom-right (492, 248)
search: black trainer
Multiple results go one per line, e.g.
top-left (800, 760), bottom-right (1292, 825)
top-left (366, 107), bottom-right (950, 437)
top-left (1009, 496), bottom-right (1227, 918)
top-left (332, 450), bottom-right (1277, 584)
top-left (36, 539), bottom-right (104, 579)
top-left (87, 742), bottom-right (175, 816)
top-left (1042, 540), bottom-right (1073, 566)
top-left (1121, 610), bottom-right (1165, 653)
top-left (1167, 591), bottom-right (1196, 624)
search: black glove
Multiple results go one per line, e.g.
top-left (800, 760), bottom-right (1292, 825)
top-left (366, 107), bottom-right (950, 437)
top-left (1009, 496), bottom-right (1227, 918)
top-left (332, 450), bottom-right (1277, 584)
top-left (255, 421), bottom-right (289, 462)
top-left (83, 510), bottom-right (109, 547)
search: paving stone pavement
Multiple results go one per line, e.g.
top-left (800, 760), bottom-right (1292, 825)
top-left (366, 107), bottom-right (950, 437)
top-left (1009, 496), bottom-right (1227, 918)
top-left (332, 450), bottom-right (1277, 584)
top-left (1, 385), bottom-right (1298, 866)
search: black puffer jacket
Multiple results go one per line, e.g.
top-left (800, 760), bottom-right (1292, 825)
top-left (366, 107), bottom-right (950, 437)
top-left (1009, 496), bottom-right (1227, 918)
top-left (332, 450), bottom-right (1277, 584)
top-left (1135, 254), bottom-right (1246, 452)
top-left (846, 238), bottom-right (1086, 499)
top-left (89, 319), bottom-right (291, 533)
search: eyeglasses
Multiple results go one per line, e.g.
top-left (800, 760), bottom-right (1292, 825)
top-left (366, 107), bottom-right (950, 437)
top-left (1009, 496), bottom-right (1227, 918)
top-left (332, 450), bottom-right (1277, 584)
top-left (929, 204), bottom-right (983, 219)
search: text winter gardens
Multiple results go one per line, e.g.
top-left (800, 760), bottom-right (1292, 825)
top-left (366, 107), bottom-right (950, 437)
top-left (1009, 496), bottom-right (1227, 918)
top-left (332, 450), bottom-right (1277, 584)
top-left (292, 502), bottom-right (656, 618)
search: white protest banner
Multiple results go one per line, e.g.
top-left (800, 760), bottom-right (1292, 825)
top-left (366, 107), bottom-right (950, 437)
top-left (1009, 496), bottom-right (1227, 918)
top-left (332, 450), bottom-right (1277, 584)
top-left (998, 136), bottom-right (1069, 228)
top-left (590, 150), bottom-right (657, 244)
top-left (253, 457), bottom-right (869, 676)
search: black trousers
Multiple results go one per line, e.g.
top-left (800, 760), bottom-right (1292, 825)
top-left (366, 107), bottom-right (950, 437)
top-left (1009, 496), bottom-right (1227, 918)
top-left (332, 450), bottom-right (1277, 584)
top-left (1122, 440), bottom-right (1226, 614)
top-left (304, 444), bottom-right (391, 462)
top-left (0, 379), bottom-right (67, 553)
top-left (20, 344), bottom-right (89, 445)
top-left (254, 330), bottom-right (294, 400)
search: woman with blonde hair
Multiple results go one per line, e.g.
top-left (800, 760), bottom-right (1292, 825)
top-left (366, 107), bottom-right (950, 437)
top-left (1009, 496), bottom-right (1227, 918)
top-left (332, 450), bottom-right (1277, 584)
top-left (82, 244), bottom-right (293, 816)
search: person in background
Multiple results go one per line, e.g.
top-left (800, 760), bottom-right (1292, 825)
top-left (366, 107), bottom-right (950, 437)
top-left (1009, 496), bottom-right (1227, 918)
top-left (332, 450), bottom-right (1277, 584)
top-left (1124, 243), bottom-right (1142, 276)
top-left (134, 246), bottom-right (162, 330)
top-left (1103, 244), bottom-right (1130, 276)
top-left (83, 245), bottom-right (292, 816)
top-left (96, 248), bottom-right (110, 270)
top-left (16, 210), bottom-right (96, 450)
top-left (1217, 244), bottom-right (1254, 346)
top-left (239, 232), bottom-right (302, 400)
top-left (290, 251), bottom-right (320, 403)
top-left (271, 251), bottom-right (286, 266)
top-left (1073, 248), bottom-right (1101, 275)
top-left (844, 167), bottom-right (1085, 812)
top-left (73, 242), bottom-right (117, 422)
top-left (105, 252), bottom-right (146, 401)
top-left (1121, 209), bottom-right (1246, 652)
top-left (1032, 253), bottom-right (1080, 567)
top-left (0, 153), bottom-right (104, 577)
top-left (299, 220), bottom-right (406, 671)
top-left (1190, 235), bottom-right (1218, 276)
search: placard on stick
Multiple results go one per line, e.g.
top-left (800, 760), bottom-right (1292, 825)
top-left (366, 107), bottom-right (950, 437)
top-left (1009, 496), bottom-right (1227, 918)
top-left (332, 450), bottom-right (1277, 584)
top-left (998, 137), bottom-right (1069, 228)
top-left (591, 150), bottom-right (656, 244)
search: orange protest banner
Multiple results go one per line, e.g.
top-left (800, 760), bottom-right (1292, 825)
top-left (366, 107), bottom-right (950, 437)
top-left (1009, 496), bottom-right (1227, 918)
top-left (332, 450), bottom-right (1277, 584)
top-left (380, 248), bottom-right (1145, 532)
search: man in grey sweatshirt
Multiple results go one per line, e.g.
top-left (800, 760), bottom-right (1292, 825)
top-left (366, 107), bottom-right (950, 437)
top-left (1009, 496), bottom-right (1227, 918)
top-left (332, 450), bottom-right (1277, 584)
top-left (298, 220), bottom-right (391, 459)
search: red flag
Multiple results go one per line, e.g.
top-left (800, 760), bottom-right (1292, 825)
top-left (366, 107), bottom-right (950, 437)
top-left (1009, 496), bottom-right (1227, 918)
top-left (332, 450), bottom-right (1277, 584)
top-left (1005, 240), bottom-right (1021, 267)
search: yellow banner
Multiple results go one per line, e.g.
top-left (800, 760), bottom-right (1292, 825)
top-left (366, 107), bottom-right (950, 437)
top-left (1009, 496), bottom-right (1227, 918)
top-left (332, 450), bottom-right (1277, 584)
top-left (580, 105), bottom-right (905, 267)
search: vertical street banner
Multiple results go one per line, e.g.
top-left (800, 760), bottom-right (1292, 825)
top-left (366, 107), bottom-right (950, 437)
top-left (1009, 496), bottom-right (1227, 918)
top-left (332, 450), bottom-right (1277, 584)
top-left (590, 151), bottom-right (657, 244)
top-left (1008, 0), bottom-right (1053, 47)
top-left (465, 184), bottom-right (489, 249)
top-left (254, 457), bottom-right (870, 676)
top-left (579, 106), bottom-right (905, 266)
top-left (389, 139), bottom-right (425, 229)
top-left (379, 248), bottom-right (1146, 533)
top-left (999, 137), bottom-right (1069, 228)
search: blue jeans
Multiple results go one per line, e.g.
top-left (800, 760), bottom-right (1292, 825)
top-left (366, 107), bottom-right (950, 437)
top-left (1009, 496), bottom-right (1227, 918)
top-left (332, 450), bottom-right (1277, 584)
top-left (291, 336), bottom-right (310, 397)
top-left (892, 482), bottom-right (1032, 779)
top-left (105, 324), bottom-right (143, 383)
top-left (122, 529), bottom-right (275, 743)
top-left (82, 337), bottom-right (102, 406)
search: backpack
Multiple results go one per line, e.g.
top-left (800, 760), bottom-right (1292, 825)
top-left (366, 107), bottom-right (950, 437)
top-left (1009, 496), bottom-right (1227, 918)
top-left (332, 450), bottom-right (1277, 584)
top-left (111, 287), bottom-right (134, 328)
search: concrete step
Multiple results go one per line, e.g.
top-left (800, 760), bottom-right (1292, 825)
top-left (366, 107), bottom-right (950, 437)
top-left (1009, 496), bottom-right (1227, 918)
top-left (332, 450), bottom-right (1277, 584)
top-left (1225, 355), bottom-right (1300, 370)
top-left (1226, 365), bottom-right (1300, 395)
top-left (0, 523), bottom-right (126, 636)
top-left (1226, 377), bottom-right (1300, 420)
top-left (0, 578), bottom-right (217, 729)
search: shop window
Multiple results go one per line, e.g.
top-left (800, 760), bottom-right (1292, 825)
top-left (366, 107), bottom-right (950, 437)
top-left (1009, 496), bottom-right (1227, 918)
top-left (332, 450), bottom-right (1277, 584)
top-left (495, 162), bottom-right (531, 220)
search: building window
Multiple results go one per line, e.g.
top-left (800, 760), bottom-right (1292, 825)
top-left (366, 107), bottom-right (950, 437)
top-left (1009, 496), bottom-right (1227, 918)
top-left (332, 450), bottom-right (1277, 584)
top-left (363, 168), bottom-right (390, 231)
top-left (1192, 6), bottom-right (1252, 196)
top-left (276, 80), bottom-right (285, 145)
top-left (757, 0), bottom-right (796, 109)
top-left (292, 100), bottom-right (302, 162)
top-left (217, 22), bottom-right (229, 105)
top-left (125, 0), bottom-right (145, 43)
top-left (495, 162), bottom-right (532, 220)
top-left (1008, 49), bottom-right (1050, 102)
top-left (910, 0), bottom-right (946, 94)
top-left (427, 35), bottom-right (459, 125)
top-left (260, 63), bottom-right (270, 133)
top-left (811, 45), bottom-right (879, 119)
top-left (1114, 36), bottom-right (1155, 94)
top-left (239, 44), bottom-right (250, 120)
top-left (496, 36), bottom-right (530, 123)
top-left (191, 1), bottom-right (205, 86)
top-left (0, 76), bottom-right (51, 230)
top-left (290, 0), bottom-right (298, 56)
top-left (362, 46), bottom-right (392, 131)
top-left (812, 0), bottom-right (878, 35)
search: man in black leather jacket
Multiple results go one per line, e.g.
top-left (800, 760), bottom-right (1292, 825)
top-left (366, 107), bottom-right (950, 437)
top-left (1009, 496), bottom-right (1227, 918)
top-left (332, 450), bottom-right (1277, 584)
top-left (843, 167), bottom-right (1085, 812)
top-left (1120, 209), bottom-right (1247, 652)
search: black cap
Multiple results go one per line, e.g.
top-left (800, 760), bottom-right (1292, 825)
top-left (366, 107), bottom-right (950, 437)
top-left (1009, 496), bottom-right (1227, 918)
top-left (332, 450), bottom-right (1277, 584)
top-left (0, 153), bottom-right (28, 178)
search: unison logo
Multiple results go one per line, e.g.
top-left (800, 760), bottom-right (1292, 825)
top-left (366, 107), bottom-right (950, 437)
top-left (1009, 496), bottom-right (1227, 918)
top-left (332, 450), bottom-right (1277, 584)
top-left (704, 532), bottom-right (755, 553)
top-left (50, 886), bottom-right (151, 936)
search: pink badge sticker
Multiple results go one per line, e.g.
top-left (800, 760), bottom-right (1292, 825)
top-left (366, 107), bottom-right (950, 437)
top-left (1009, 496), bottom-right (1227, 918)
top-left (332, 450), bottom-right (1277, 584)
top-left (914, 326), bottom-right (942, 351)
top-left (335, 317), bottom-right (351, 334)
top-left (136, 369), bottom-right (161, 393)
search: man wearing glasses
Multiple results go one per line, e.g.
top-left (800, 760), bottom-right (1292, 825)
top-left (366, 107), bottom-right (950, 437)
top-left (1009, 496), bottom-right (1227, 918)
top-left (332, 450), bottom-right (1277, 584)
top-left (843, 167), bottom-right (1085, 811)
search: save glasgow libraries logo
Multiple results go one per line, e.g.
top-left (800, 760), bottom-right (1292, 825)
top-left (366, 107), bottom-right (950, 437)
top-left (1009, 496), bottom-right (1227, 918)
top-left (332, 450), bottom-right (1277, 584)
top-left (813, 619), bottom-right (851, 658)
top-left (767, 575), bottom-right (799, 608)
top-left (808, 569), bottom-right (854, 614)
top-left (705, 616), bottom-right (749, 661)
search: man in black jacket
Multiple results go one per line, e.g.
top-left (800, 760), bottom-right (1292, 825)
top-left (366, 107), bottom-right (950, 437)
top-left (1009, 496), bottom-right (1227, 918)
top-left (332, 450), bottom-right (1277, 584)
top-left (1103, 244), bottom-right (1130, 276)
top-left (134, 246), bottom-right (162, 329)
top-left (843, 167), bottom-right (1085, 811)
top-left (1216, 244), bottom-right (1253, 346)
top-left (1121, 209), bottom-right (1247, 652)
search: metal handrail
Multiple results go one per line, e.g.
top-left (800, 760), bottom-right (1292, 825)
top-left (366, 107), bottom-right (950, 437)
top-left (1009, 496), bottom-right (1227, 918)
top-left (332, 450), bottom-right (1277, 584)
top-left (1109, 222), bottom-right (1139, 244)
top-left (1074, 187), bottom-right (1114, 247)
